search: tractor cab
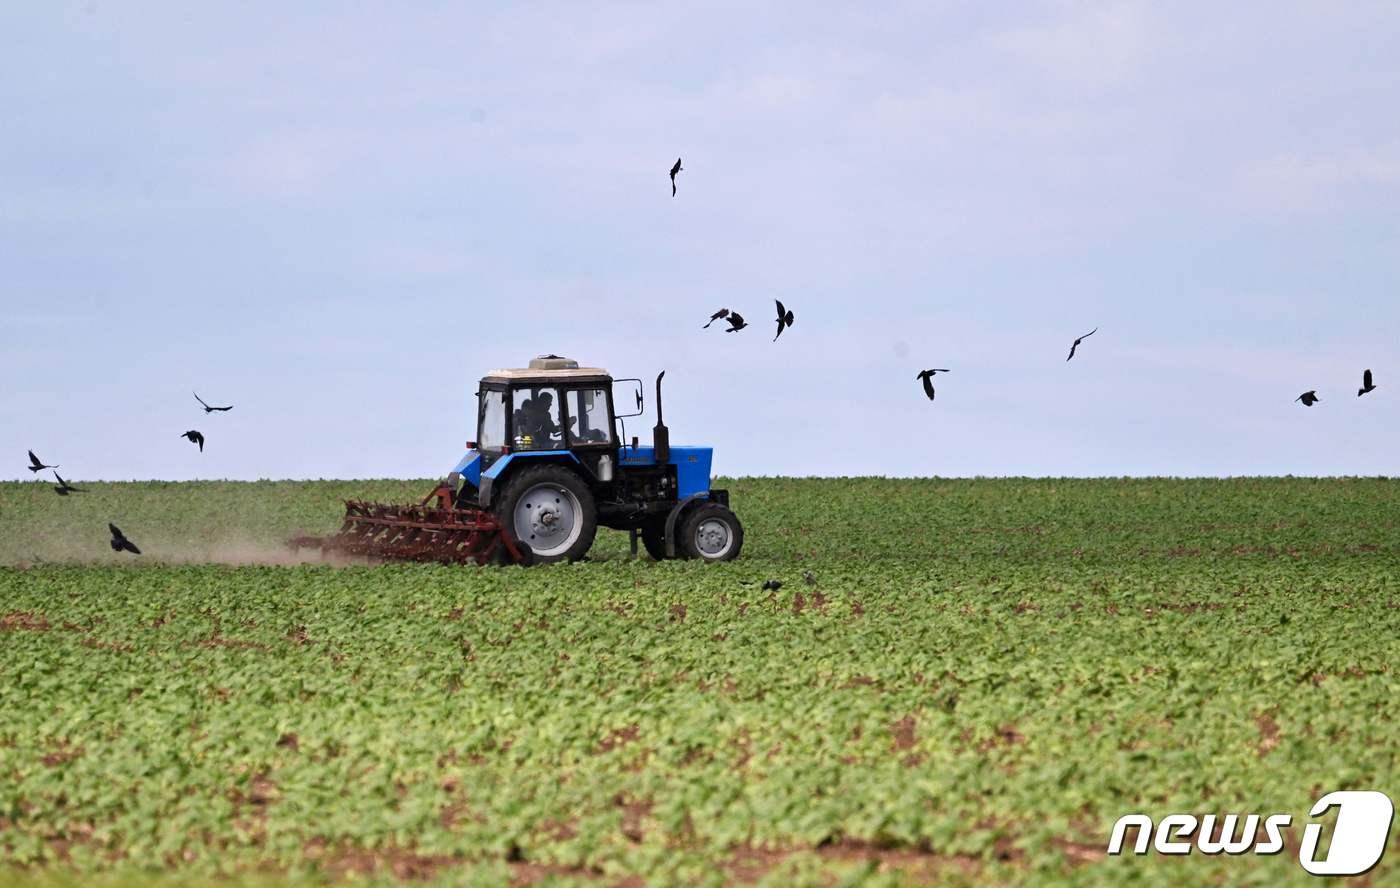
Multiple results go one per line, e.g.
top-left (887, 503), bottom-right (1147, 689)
top-left (471, 356), bottom-right (624, 475)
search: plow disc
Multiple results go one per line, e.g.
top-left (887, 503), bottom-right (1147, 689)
top-left (290, 484), bottom-right (534, 566)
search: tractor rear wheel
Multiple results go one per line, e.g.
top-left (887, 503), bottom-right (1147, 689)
top-left (679, 503), bottom-right (744, 562)
top-left (494, 464), bottom-right (597, 563)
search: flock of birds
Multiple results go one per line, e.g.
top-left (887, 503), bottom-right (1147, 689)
top-left (26, 391), bottom-right (235, 556)
top-left (1295, 370), bottom-right (1380, 407)
top-left (676, 159), bottom-right (1384, 408)
top-left (701, 302), bottom-right (795, 341)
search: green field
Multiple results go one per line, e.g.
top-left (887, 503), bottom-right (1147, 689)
top-left (2, 477), bottom-right (1399, 886)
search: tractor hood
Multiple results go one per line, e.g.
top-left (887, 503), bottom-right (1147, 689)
top-left (621, 444), bottom-right (713, 499)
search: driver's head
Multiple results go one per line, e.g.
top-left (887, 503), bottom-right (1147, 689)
top-left (538, 391), bottom-right (553, 407)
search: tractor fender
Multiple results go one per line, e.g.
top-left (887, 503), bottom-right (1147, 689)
top-left (450, 451), bottom-right (483, 487)
top-left (664, 492), bottom-right (712, 558)
top-left (478, 451), bottom-right (583, 508)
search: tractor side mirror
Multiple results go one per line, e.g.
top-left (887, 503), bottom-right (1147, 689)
top-left (614, 378), bottom-right (644, 418)
top-left (465, 441), bottom-right (477, 450)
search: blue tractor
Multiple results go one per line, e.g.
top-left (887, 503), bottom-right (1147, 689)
top-left (294, 356), bottom-right (743, 565)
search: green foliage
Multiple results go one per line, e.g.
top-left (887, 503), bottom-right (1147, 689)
top-left (1, 477), bottom-right (1398, 885)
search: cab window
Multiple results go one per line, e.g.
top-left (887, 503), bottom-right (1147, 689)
top-left (478, 389), bottom-right (506, 452)
top-left (567, 388), bottom-right (612, 445)
top-left (511, 386), bottom-right (564, 450)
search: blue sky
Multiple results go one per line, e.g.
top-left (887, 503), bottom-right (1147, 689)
top-left (4, 2), bottom-right (1399, 480)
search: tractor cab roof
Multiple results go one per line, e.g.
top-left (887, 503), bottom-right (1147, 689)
top-left (481, 355), bottom-right (611, 385)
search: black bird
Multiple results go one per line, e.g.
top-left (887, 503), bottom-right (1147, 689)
top-left (194, 392), bottom-right (233, 413)
top-left (703, 308), bottom-right (730, 329)
top-left (761, 579), bottom-right (783, 592)
top-left (916, 369), bottom-right (949, 401)
top-left (670, 157), bottom-right (682, 197)
top-left (1066, 328), bottom-right (1097, 362)
top-left (802, 570), bottom-right (816, 586)
top-left (109, 523), bottom-right (141, 555)
top-left (1296, 390), bottom-right (1320, 407)
top-left (1358, 369), bottom-right (1377, 397)
top-left (27, 450), bottom-right (58, 473)
top-left (52, 472), bottom-right (85, 496)
top-left (773, 300), bottom-right (794, 341)
top-left (181, 430), bottom-right (205, 452)
top-left (725, 312), bottom-right (748, 332)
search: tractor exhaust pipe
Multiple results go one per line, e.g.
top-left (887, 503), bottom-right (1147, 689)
top-left (653, 370), bottom-right (669, 464)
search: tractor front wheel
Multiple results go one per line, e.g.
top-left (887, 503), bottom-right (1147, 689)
top-left (494, 465), bottom-right (597, 563)
top-left (679, 503), bottom-right (744, 562)
top-left (640, 520), bottom-right (669, 560)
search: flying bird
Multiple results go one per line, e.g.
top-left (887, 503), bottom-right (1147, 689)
top-left (916, 369), bottom-right (949, 401)
top-left (725, 312), bottom-right (748, 332)
top-left (670, 157), bottom-right (683, 197)
top-left (1296, 390), bottom-right (1319, 407)
top-left (1066, 328), bottom-right (1097, 362)
top-left (703, 308), bottom-right (730, 329)
top-left (52, 472), bottom-right (85, 496)
top-left (27, 450), bottom-right (57, 473)
top-left (181, 430), bottom-right (205, 452)
top-left (109, 523), bottom-right (141, 555)
top-left (1358, 369), bottom-right (1377, 397)
top-left (773, 300), bottom-right (794, 341)
top-left (193, 392), bottom-right (233, 413)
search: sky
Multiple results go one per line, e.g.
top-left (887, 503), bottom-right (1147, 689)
top-left (3, 1), bottom-right (1400, 480)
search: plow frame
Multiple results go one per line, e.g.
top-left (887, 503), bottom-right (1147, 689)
top-left (290, 483), bottom-right (534, 566)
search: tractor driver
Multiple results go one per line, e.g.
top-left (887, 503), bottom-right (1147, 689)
top-left (531, 391), bottom-right (561, 445)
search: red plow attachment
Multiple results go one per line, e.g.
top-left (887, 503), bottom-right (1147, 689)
top-left (289, 484), bottom-right (533, 566)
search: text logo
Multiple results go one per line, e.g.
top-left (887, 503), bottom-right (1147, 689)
top-left (1107, 790), bottom-right (1393, 876)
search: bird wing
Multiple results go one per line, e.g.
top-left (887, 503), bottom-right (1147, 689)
top-left (126, 542), bottom-right (142, 555)
top-left (1066, 343), bottom-right (1077, 361)
top-left (194, 392), bottom-right (210, 409)
top-left (53, 472), bottom-right (67, 487)
top-left (730, 312), bottom-right (744, 325)
top-left (28, 450), bottom-right (41, 467)
top-left (775, 299), bottom-right (785, 321)
top-left (109, 523), bottom-right (121, 538)
top-left (922, 375), bottom-right (936, 400)
top-left (1081, 328), bottom-right (1097, 339)
top-left (1364, 369), bottom-right (1373, 387)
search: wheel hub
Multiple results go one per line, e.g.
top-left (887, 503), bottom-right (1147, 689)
top-left (513, 483), bottom-right (582, 557)
top-left (695, 518), bottom-right (730, 556)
